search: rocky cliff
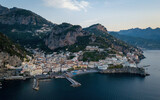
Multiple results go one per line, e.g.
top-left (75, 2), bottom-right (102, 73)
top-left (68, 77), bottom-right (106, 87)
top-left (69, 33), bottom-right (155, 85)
top-left (45, 23), bottom-right (87, 50)
top-left (0, 52), bottom-right (22, 67)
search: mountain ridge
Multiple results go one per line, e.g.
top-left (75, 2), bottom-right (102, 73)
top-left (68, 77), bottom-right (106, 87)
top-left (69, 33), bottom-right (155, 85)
top-left (0, 5), bottom-right (55, 51)
top-left (110, 27), bottom-right (160, 49)
top-left (118, 27), bottom-right (160, 40)
top-left (0, 4), bottom-right (144, 59)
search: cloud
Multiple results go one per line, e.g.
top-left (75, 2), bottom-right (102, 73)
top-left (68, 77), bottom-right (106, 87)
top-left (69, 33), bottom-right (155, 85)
top-left (43, 0), bottom-right (89, 11)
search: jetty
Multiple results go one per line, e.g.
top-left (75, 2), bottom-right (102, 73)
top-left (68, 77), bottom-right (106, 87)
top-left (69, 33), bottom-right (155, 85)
top-left (64, 74), bottom-right (81, 87)
top-left (32, 78), bottom-right (39, 91)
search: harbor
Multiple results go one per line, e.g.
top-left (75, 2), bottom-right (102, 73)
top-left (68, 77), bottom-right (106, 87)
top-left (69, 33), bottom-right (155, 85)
top-left (1, 67), bottom-right (149, 91)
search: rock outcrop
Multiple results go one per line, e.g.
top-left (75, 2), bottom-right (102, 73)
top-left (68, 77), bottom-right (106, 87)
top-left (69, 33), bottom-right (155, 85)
top-left (45, 23), bottom-right (87, 50)
top-left (84, 23), bottom-right (108, 33)
top-left (0, 52), bottom-right (22, 67)
top-left (83, 23), bottom-right (109, 37)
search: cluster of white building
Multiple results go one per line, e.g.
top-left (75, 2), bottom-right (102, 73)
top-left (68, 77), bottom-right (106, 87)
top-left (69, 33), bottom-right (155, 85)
top-left (20, 47), bottom-right (139, 76)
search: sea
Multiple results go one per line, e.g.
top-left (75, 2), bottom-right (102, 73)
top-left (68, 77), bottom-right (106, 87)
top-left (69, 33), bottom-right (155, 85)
top-left (0, 50), bottom-right (160, 100)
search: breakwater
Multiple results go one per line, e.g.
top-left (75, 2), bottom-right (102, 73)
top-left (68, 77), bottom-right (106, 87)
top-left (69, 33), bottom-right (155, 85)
top-left (4, 76), bottom-right (27, 80)
top-left (33, 78), bottom-right (39, 91)
top-left (64, 74), bottom-right (81, 87)
top-left (100, 67), bottom-right (149, 76)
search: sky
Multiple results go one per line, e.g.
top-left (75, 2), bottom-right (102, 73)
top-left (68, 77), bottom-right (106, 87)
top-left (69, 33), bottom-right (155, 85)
top-left (0, 0), bottom-right (160, 31)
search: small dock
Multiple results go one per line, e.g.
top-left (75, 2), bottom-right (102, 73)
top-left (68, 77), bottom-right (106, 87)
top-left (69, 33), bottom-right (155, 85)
top-left (32, 78), bottom-right (39, 91)
top-left (64, 74), bottom-right (81, 87)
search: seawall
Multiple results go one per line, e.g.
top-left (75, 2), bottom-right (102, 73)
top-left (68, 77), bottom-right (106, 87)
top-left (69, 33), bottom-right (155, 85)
top-left (100, 67), bottom-right (149, 76)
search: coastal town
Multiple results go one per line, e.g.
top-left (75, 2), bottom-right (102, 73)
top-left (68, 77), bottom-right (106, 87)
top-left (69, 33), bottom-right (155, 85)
top-left (13, 46), bottom-right (141, 76)
top-left (0, 45), bottom-right (149, 90)
top-left (5, 46), bottom-right (145, 74)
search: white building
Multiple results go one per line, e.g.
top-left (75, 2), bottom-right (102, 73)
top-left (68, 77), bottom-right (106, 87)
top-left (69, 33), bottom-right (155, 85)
top-left (129, 63), bottom-right (137, 67)
top-left (52, 67), bottom-right (61, 72)
top-left (61, 67), bottom-right (69, 72)
top-left (30, 68), bottom-right (43, 76)
top-left (88, 62), bottom-right (97, 68)
top-left (98, 65), bottom-right (108, 70)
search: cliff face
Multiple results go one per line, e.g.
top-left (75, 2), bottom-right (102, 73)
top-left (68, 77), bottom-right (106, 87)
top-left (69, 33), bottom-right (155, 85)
top-left (45, 23), bottom-right (87, 50)
top-left (0, 52), bottom-right (22, 67)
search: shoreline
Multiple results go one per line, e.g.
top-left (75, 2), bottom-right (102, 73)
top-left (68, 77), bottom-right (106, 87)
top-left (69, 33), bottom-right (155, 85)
top-left (100, 67), bottom-right (149, 76)
top-left (0, 67), bottom-right (149, 82)
top-left (66, 69), bottom-right (99, 78)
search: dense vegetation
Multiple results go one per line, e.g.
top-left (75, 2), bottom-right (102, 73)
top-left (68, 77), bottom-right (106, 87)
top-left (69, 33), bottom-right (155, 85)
top-left (0, 6), bottom-right (54, 52)
top-left (108, 65), bottom-right (123, 69)
top-left (0, 23), bottom-right (53, 52)
top-left (0, 8), bottom-right (52, 26)
top-left (81, 51), bottom-right (108, 62)
top-left (54, 31), bottom-right (141, 61)
top-left (0, 32), bottom-right (28, 59)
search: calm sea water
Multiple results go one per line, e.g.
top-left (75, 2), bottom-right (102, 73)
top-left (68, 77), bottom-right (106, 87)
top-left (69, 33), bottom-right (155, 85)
top-left (0, 50), bottom-right (160, 100)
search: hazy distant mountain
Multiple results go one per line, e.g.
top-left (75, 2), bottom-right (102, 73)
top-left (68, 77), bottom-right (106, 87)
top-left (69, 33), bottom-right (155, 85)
top-left (119, 27), bottom-right (160, 40)
top-left (110, 27), bottom-right (160, 49)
